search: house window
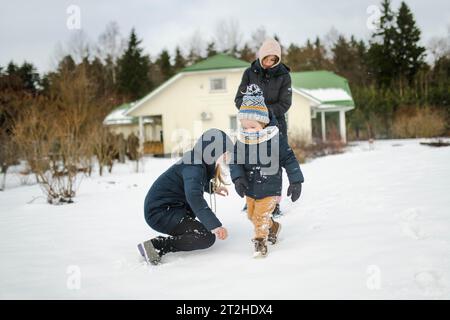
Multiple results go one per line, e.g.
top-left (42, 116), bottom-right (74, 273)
top-left (229, 115), bottom-right (237, 131)
top-left (210, 77), bottom-right (226, 92)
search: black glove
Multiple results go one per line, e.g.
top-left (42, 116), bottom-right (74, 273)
top-left (287, 182), bottom-right (302, 202)
top-left (234, 177), bottom-right (249, 198)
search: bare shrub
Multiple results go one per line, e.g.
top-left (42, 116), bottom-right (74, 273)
top-left (0, 90), bottom-right (23, 191)
top-left (12, 96), bottom-right (76, 203)
top-left (126, 132), bottom-right (142, 172)
top-left (12, 65), bottom-right (110, 204)
top-left (288, 131), bottom-right (310, 164)
top-left (393, 107), bottom-right (447, 138)
top-left (0, 136), bottom-right (18, 191)
top-left (289, 132), bottom-right (345, 163)
top-left (91, 124), bottom-right (119, 176)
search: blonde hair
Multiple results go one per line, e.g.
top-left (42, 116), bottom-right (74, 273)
top-left (212, 163), bottom-right (229, 192)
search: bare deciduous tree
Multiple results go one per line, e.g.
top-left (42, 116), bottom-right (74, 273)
top-left (427, 26), bottom-right (450, 64)
top-left (323, 27), bottom-right (340, 59)
top-left (96, 21), bottom-right (126, 84)
top-left (250, 26), bottom-right (268, 55)
top-left (184, 30), bottom-right (206, 64)
top-left (214, 18), bottom-right (243, 55)
top-left (67, 30), bottom-right (92, 64)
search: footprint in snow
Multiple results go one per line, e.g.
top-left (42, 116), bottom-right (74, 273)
top-left (397, 208), bottom-right (426, 240)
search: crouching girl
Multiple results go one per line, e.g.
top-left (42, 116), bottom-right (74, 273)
top-left (138, 129), bottom-right (233, 265)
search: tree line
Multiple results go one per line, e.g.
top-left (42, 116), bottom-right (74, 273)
top-left (0, 0), bottom-right (449, 200)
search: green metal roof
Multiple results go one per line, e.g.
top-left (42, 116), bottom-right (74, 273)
top-left (182, 53), bottom-right (249, 72)
top-left (291, 70), bottom-right (354, 106)
top-left (291, 70), bottom-right (350, 92)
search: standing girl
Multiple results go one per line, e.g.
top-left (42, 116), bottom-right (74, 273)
top-left (235, 38), bottom-right (293, 216)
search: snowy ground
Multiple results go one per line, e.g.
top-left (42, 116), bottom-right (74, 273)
top-left (1, 139), bottom-right (449, 299)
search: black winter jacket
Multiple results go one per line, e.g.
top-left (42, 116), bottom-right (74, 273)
top-left (144, 129), bottom-right (233, 233)
top-left (230, 113), bottom-right (304, 199)
top-left (235, 59), bottom-right (292, 135)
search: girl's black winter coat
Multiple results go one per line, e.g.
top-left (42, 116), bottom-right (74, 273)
top-left (230, 114), bottom-right (304, 199)
top-left (144, 129), bottom-right (232, 234)
top-left (235, 59), bottom-right (292, 135)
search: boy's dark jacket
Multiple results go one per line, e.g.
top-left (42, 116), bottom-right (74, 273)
top-left (230, 113), bottom-right (304, 199)
top-left (235, 59), bottom-right (292, 135)
top-left (144, 129), bottom-right (233, 234)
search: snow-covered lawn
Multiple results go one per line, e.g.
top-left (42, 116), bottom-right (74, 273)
top-left (1, 139), bottom-right (449, 299)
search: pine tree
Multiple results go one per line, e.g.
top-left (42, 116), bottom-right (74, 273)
top-left (238, 43), bottom-right (255, 62)
top-left (206, 42), bottom-right (218, 57)
top-left (312, 37), bottom-right (332, 70)
top-left (156, 49), bottom-right (174, 81)
top-left (285, 44), bottom-right (302, 71)
top-left (173, 46), bottom-right (186, 73)
top-left (367, 0), bottom-right (398, 87)
top-left (394, 2), bottom-right (425, 85)
top-left (19, 62), bottom-right (40, 94)
top-left (186, 49), bottom-right (201, 65)
top-left (352, 37), bottom-right (369, 86)
top-left (116, 28), bottom-right (152, 100)
top-left (57, 55), bottom-right (77, 74)
top-left (87, 56), bottom-right (115, 99)
top-left (6, 62), bottom-right (18, 75)
top-left (1, 61), bottom-right (40, 93)
top-left (332, 36), bottom-right (352, 75)
top-left (430, 55), bottom-right (450, 121)
top-left (3, 62), bottom-right (21, 91)
top-left (228, 44), bottom-right (239, 58)
top-left (332, 35), bottom-right (368, 86)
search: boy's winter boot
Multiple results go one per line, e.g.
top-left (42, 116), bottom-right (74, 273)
top-left (268, 219), bottom-right (282, 245)
top-left (272, 203), bottom-right (282, 218)
top-left (137, 240), bottom-right (161, 265)
top-left (252, 238), bottom-right (268, 258)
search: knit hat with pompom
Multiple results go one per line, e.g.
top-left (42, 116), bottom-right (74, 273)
top-left (238, 84), bottom-right (269, 124)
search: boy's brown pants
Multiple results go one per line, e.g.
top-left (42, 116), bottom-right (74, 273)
top-left (246, 196), bottom-right (277, 239)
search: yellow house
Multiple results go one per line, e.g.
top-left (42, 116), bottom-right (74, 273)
top-left (105, 54), bottom-right (355, 155)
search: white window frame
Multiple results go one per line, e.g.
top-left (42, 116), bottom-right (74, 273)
top-left (209, 77), bottom-right (227, 93)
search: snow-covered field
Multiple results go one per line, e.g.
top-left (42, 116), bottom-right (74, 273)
top-left (1, 139), bottom-right (449, 299)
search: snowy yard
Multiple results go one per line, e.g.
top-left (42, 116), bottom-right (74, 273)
top-left (0, 139), bottom-right (449, 299)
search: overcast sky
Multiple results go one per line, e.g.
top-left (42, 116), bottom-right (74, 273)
top-left (0, 0), bottom-right (449, 73)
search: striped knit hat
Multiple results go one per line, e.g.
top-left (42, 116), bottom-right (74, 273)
top-left (238, 84), bottom-right (270, 124)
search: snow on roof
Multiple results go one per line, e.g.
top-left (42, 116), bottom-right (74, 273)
top-left (104, 104), bottom-right (136, 125)
top-left (301, 88), bottom-right (353, 103)
top-left (291, 71), bottom-right (355, 107)
top-left (104, 102), bottom-right (156, 126)
top-left (182, 53), bottom-right (249, 72)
